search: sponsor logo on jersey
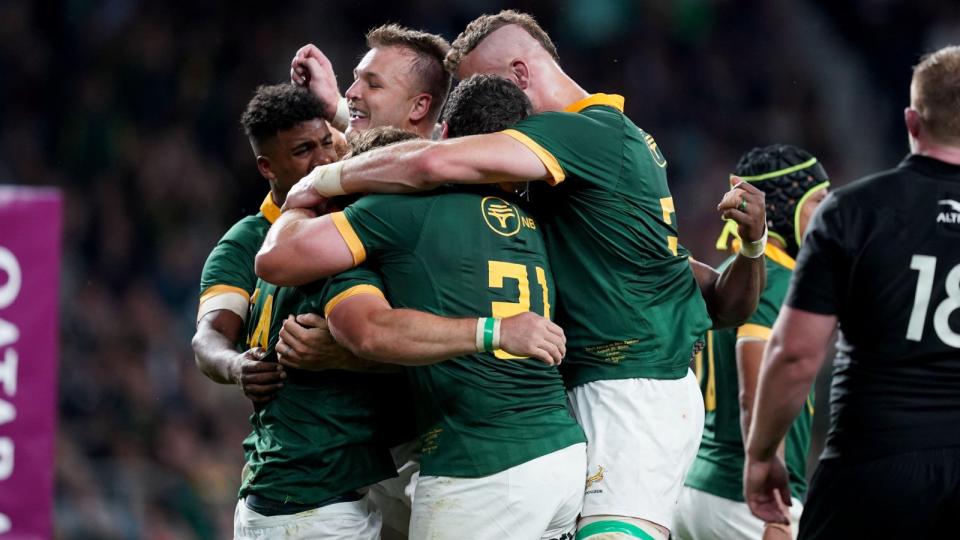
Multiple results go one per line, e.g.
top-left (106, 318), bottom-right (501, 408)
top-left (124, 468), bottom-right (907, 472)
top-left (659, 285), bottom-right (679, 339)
top-left (938, 199), bottom-right (960, 224)
top-left (643, 132), bottom-right (667, 168)
top-left (481, 196), bottom-right (522, 236)
top-left (585, 465), bottom-right (605, 488)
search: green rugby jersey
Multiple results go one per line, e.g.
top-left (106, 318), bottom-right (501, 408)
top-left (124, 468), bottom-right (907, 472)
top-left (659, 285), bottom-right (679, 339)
top-left (328, 188), bottom-right (586, 478)
top-left (239, 276), bottom-right (404, 507)
top-left (502, 94), bottom-right (712, 386)
top-left (684, 244), bottom-right (813, 502)
top-left (198, 193), bottom-right (279, 311)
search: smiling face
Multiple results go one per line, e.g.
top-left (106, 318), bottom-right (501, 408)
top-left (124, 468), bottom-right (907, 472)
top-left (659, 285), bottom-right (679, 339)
top-left (344, 46), bottom-right (423, 135)
top-left (259, 118), bottom-right (337, 197)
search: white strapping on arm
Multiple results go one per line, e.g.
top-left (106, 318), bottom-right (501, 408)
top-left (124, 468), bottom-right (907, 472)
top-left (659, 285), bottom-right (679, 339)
top-left (197, 291), bottom-right (249, 323)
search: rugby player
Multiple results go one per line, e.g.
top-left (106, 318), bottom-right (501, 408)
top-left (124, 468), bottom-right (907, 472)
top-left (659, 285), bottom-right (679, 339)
top-left (745, 45), bottom-right (960, 538)
top-left (282, 11), bottom-right (767, 540)
top-left (192, 83), bottom-right (339, 402)
top-left (257, 74), bottom-right (587, 540)
top-left (674, 145), bottom-right (829, 540)
top-left (290, 24), bottom-right (449, 139)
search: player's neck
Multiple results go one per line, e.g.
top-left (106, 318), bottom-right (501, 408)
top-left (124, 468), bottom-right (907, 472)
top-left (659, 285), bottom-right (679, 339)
top-left (538, 71), bottom-right (590, 112)
top-left (912, 138), bottom-right (960, 166)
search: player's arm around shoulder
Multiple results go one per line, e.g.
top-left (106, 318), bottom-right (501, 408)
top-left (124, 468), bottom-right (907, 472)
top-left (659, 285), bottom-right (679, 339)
top-left (255, 208), bottom-right (358, 286)
top-left (290, 133), bottom-right (554, 202)
top-left (325, 293), bottom-right (566, 366)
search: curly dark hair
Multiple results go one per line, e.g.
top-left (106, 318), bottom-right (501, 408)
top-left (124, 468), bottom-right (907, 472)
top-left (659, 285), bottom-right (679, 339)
top-left (442, 74), bottom-right (533, 138)
top-left (733, 144), bottom-right (829, 256)
top-left (240, 84), bottom-right (327, 146)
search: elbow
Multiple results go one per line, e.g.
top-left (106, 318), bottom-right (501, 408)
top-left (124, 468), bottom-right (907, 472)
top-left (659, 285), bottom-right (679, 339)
top-left (255, 250), bottom-right (287, 285)
top-left (766, 340), bottom-right (822, 382)
top-left (411, 145), bottom-right (450, 189)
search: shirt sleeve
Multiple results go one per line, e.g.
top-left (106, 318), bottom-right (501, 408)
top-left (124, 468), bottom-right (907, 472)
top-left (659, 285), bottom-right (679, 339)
top-left (738, 268), bottom-right (787, 341)
top-left (785, 193), bottom-right (848, 315)
top-left (501, 111), bottom-right (622, 189)
top-left (318, 264), bottom-right (388, 318)
top-left (198, 217), bottom-right (265, 320)
top-left (331, 194), bottom-right (432, 264)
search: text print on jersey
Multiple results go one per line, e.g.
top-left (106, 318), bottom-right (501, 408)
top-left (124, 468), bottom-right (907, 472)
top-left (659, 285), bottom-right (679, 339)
top-left (938, 199), bottom-right (960, 224)
top-left (482, 196), bottom-right (536, 236)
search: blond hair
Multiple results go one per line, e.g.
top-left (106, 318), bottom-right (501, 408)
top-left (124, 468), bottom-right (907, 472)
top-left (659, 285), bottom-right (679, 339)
top-left (445, 10), bottom-right (558, 74)
top-left (366, 24), bottom-right (452, 123)
top-left (912, 45), bottom-right (960, 144)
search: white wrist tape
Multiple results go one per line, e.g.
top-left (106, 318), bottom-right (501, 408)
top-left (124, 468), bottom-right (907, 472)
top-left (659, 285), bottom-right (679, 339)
top-left (739, 226), bottom-right (767, 258)
top-left (309, 161), bottom-right (346, 197)
top-left (475, 318), bottom-right (487, 352)
top-left (332, 96), bottom-right (350, 132)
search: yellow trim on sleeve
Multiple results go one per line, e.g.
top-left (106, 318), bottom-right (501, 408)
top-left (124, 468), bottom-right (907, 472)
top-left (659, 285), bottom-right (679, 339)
top-left (764, 243), bottom-right (796, 271)
top-left (324, 284), bottom-right (386, 317)
top-left (330, 212), bottom-right (367, 266)
top-left (199, 284), bottom-right (250, 304)
top-left (737, 324), bottom-right (772, 341)
top-left (564, 93), bottom-right (625, 113)
top-left (500, 129), bottom-right (566, 185)
top-left (260, 193), bottom-right (281, 224)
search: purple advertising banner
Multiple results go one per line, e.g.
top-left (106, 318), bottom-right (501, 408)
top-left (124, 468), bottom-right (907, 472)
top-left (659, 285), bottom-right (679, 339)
top-left (0, 187), bottom-right (61, 539)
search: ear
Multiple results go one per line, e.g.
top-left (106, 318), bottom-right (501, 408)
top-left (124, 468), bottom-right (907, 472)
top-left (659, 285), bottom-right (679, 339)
top-left (904, 107), bottom-right (922, 138)
top-left (510, 60), bottom-right (530, 90)
top-left (439, 121), bottom-right (450, 140)
top-left (408, 93), bottom-right (432, 123)
top-left (256, 155), bottom-right (274, 182)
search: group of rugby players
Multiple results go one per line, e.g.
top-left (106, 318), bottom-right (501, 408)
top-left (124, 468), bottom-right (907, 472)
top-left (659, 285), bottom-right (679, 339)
top-left (192, 9), bottom-right (960, 540)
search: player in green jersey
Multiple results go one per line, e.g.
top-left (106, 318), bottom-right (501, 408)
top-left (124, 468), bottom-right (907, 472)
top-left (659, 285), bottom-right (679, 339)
top-left (290, 25), bottom-right (450, 140)
top-left (192, 83), bottom-right (340, 403)
top-left (237, 273), bottom-right (410, 539)
top-left (257, 75), bottom-right (587, 540)
top-left (281, 11), bottom-right (767, 540)
top-left (673, 145), bottom-right (830, 540)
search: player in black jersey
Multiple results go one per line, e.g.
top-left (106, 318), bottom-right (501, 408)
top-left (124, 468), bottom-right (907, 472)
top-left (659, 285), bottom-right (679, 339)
top-left (744, 45), bottom-right (960, 539)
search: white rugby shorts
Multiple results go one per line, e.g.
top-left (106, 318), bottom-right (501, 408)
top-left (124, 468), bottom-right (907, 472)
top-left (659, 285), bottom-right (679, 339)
top-left (409, 442), bottom-right (586, 540)
top-left (673, 486), bottom-right (803, 540)
top-left (233, 492), bottom-right (381, 540)
top-left (567, 370), bottom-right (704, 531)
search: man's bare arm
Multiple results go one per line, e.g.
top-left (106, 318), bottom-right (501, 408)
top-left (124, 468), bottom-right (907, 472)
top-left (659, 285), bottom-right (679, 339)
top-left (192, 310), bottom-right (285, 403)
top-left (736, 338), bottom-right (766, 448)
top-left (744, 306), bottom-right (835, 523)
top-left (256, 208), bottom-right (357, 286)
top-left (691, 256), bottom-right (765, 328)
top-left (326, 294), bottom-right (566, 366)
top-left (283, 134), bottom-right (552, 209)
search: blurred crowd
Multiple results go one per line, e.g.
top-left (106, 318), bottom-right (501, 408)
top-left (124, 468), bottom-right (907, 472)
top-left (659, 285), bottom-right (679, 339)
top-left (0, 0), bottom-right (956, 537)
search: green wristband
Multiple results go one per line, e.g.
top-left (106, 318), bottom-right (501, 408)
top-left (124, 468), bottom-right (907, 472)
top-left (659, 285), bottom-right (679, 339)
top-left (483, 317), bottom-right (496, 352)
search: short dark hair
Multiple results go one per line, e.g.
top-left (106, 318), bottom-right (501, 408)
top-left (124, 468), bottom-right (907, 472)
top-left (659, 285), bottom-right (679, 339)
top-left (912, 45), bottom-right (960, 144)
top-left (348, 126), bottom-right (420, 156)
top-left (446, 10), bottom-right (558, 74)
top-left (240, 84), bottom-right (326, 147)
top-left (443, 74), bottom-right (533, 137)
top-left (366, 24), bottom-right (452, 124)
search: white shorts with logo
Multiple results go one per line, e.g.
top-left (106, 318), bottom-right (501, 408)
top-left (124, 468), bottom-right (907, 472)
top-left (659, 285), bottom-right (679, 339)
top-left (409, 442), bottom-right (586, 540)
top-left (233, 493), bottom-right (381, 540)
top-left (567, 370), bottom-right (704, 531)
top-left (673, 486), bottom-right (803, 540)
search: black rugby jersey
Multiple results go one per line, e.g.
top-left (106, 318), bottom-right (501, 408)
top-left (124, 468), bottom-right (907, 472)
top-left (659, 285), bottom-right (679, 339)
top-left (787, 154), bottom-right (960, 461)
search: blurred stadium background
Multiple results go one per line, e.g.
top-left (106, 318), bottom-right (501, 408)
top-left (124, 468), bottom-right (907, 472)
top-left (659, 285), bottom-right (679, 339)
top-left (1, 0), bottom-right (956, 537)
